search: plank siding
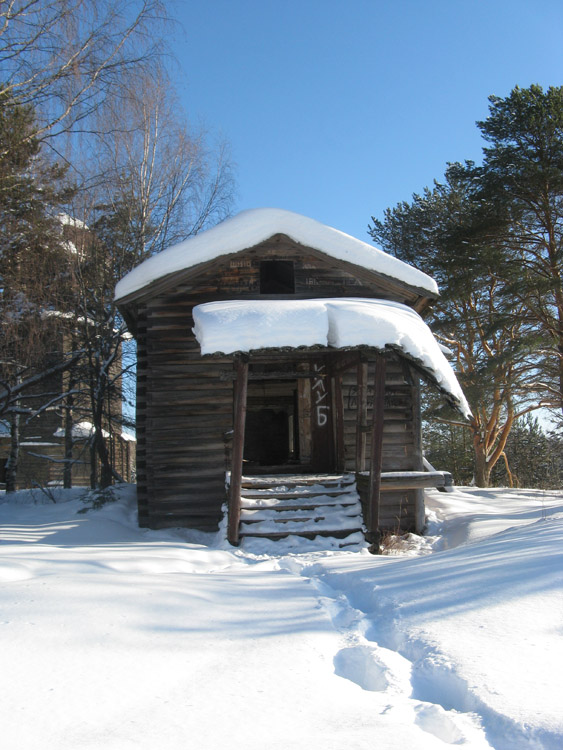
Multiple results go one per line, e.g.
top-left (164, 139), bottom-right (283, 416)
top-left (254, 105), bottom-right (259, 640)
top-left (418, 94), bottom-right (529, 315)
top-left (132, 240), bottom-right (428, 531)
top-left (356, 476), bottom-right (417, 532)
top-left (135, 307), bottom-right (149, 526)
top-left (342, 354), bottom-right (416, 473)
top-left (342, 354), bottom-right (421, 532)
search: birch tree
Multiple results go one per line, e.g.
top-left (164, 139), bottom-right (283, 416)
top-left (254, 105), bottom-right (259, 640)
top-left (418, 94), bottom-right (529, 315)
top-left (0, 2), bottom-right (234, 489)
top-left (0, 0), bottom-right (167, 150)
top-left (68, 68), bottom-right (234, 487)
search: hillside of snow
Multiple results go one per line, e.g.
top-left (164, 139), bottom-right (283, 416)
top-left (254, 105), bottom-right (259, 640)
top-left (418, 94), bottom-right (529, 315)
top-left (1, 484), bottom-right (562, 750)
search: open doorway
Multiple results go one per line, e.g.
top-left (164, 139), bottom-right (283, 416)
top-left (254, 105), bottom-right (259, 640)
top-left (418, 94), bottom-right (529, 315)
top-left (243, 378), bottom-right (299, 470)
top-left (241, 358), bottom-right (335, 475)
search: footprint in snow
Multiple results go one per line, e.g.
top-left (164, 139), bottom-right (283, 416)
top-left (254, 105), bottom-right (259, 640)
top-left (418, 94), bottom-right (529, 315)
top-left (333, 644), bottom-right (412, 695)
top-left (414, 703), bottom-right (465, 744)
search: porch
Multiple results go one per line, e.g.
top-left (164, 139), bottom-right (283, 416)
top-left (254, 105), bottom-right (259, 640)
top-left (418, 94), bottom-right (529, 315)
top-left (225, 349), bottom-right (453, 552)
top-left (191, 297), bottom-right (468, 548)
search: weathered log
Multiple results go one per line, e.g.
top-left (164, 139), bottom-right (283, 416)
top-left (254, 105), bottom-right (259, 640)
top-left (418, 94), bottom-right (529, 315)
top-left (228, 358), bottom-right (248, 545)
top-left (367, 352), bottom-right (386, 551)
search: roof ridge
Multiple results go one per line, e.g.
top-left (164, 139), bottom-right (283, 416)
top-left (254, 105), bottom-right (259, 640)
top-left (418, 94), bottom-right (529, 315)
top-left (114, 208), bottom-right (438, 301)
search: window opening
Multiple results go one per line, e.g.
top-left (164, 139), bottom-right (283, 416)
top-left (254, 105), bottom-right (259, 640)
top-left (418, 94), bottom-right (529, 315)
top-left (260, 260), bottom-right (295, 294)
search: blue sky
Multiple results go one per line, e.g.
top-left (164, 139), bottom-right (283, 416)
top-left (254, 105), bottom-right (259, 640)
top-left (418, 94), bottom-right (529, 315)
top-left (170, 0), bottom-right (563, 242)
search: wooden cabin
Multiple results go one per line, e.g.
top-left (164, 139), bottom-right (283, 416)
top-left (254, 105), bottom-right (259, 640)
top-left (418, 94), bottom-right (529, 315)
top-left (115, 209), bottom-right (468, 549)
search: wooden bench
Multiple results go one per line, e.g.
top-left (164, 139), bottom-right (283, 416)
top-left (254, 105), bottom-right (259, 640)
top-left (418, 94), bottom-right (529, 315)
top-left (357, 469), bottom-right (453, 492)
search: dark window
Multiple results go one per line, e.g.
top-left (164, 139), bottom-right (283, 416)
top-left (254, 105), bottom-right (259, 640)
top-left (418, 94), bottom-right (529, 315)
top-left (260, 260), bottom-right (295, 294)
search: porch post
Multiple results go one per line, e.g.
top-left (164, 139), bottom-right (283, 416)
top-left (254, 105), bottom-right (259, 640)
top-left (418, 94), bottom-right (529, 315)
top-left (228, 356), bottom-right (249, 546)
top-left (368, 351), bottom-right (386, 553)
top-left (333, 372), bottom-right (345, 473)
top-left (410, 369), bottom-right (426, 533)
top-left (355, 359), bottom-right (368, 472)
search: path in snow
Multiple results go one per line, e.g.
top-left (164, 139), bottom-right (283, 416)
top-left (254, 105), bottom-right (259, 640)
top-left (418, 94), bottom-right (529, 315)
top-left (270, 487), bottom-right (563, 750)
top-left (274, 556), bottom-right (492, 748)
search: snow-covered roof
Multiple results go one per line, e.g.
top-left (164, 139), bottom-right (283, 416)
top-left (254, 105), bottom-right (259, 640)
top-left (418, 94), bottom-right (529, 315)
top-left (57, 212), bottom-right (88, 230)
top-left (114, 208), bottom-right (438, 301)
top-left (54, 422), bottom-right (109, 440)
top-left (192, 298), bottom-right (470, 417)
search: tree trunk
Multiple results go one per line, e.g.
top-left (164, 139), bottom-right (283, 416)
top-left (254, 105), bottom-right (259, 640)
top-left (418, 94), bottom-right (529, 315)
top-left (558, 333), bottom-right (563, 418)
top-left (474, 454), bottom-right (491, 487)
top-left (5, 411), bottom-right (20, 492)
top-left (63, 391), bottom-right (74, 489)
top-left (90, 441), bottom-right (97, 489)
top-left (93, 417), bottom-right (113, 488)
top-left (473, 439), bottom-right (491, 487)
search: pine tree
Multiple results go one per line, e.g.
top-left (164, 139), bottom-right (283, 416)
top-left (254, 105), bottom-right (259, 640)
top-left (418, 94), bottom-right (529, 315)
top-left (0, 93), bottom-right (75, 490)
top-left (0, 93), bottom-right (73, 314)
top-left (370, 163), bottom-right (542, 487)
top-left (477, 85), bottom-right (563, 416)
top-left (491, 415), bottom-right (563, 489)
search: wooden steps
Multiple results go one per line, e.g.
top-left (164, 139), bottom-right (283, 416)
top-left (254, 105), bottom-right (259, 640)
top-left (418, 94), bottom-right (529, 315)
top-left (236, 473), bottom-right (365, 546)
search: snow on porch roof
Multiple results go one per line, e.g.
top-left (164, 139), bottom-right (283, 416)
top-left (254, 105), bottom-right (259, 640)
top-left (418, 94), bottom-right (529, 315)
top-left (192, 298), bottom-right (471, 418)
top-left (114, 208), bottom-right (439, 301)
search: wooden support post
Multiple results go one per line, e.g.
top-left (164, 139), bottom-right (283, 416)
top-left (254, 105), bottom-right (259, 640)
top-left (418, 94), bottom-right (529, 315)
top-left (368, 352), bottom-right (386, 553)
top-left (228, 357), bottom-right (248, 546)
top-left (297, 374), bottom-right (312, 465)
top-left (334, 374), bottom-right (345, 473)
top-left (355, 360), bottom-right (368, 473)
top-left (410, 368), bottom-right (426, 534)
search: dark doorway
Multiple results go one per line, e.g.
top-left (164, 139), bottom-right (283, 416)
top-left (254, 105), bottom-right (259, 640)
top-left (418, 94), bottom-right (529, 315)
top-left (243, 379), bottom-right (299, 471)
top-left (245, 409), bottom-right (290, 465)
top-left (241, 358), bottom-right (337, 474)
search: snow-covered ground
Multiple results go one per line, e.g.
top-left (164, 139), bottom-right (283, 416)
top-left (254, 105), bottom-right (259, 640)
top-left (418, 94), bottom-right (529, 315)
top-left (1, 484), bottom-right (562, 750)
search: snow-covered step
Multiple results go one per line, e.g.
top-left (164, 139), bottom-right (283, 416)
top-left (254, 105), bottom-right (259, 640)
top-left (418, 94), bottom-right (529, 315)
top-left (237, 474), bottom-right (365, 546)
top-left (240, 490), bottom-right (360, 509)
top-left (241, 473), bottom-right (355, 489)
top-left (241, 487), bottom-right (356, 499)
top-left (240, 501), bottom-right (363, 522)
top-left (240, 496), bottom-right (360, 512)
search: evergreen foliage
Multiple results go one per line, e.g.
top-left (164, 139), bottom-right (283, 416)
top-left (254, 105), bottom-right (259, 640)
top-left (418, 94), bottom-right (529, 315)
top-left (424, 412), bottom-right (563, 489)
top-left (370, 84), bottom-right (563, 487)
top-left (477, 85), bottom-right (563, 415)
top-left (370, 162), bottom-right (541, 486)
top-left (492, 415), bottom-right (563, 489)
top-left (0, 92), bottom-right (74, 318)
top-left (0, 93), bottom-right (77, 491)
top-left (0, 91), bottom-right (76, 400)
top-left (422, 416), bottom-right (474, 486)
